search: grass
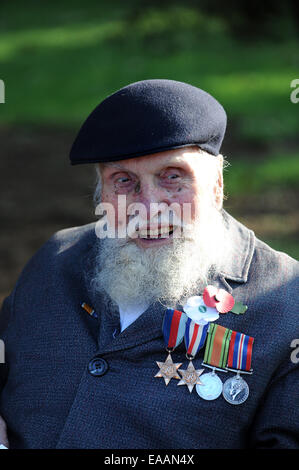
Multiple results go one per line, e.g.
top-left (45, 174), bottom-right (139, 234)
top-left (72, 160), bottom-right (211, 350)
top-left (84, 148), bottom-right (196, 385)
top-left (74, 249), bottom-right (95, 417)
top-left (225, 152), bottom-right (299, 196)
top-left (0, 0), bottom-right (298, 144)
top-left (264, 238), bottom-right (299, 259)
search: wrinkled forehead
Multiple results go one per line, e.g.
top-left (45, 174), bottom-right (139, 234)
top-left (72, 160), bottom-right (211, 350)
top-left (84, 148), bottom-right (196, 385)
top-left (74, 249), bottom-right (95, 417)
top-left (100, 146), bottom-right (203, 174)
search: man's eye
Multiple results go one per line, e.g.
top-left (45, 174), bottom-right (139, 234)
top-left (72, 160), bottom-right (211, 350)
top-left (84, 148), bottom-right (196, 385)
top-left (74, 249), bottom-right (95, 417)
top-left (116, 177), bottom-right (131, 184)
top-left (163, 173), bottom-right (181, 182)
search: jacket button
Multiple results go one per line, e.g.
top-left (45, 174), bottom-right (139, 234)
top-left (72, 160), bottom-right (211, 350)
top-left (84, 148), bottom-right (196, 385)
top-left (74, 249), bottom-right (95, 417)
top-left (88, 357), bottom-right (108, 376)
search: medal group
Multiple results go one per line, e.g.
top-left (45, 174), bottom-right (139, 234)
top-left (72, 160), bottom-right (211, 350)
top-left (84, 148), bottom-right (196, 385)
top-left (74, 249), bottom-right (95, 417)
top-left (155, 286), bottom-right (254, 405)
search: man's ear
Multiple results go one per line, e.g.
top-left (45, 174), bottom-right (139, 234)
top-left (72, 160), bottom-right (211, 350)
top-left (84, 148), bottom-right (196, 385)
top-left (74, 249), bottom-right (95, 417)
top-left (214, 154), bottom-right (224, 210)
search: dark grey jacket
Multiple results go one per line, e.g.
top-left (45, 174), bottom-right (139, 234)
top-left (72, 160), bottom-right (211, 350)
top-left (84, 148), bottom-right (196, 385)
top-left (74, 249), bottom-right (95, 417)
top-left (0, 212), bottom-right (298, 449)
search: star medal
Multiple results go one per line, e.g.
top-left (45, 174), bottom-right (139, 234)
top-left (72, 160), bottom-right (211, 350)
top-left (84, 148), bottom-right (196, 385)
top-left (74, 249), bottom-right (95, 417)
top-left (178, 361), bottom-right (204, 393)
top-left (223, 331), bottom-right (254, 405)
top-left (155, 308), bottom-right (187, 386)
top-left (155, 353), bottom-right (182, 386)
top-left (197, 323), bottom-right (232, 400)
top-left (177, 318), bottom-right (208, 393)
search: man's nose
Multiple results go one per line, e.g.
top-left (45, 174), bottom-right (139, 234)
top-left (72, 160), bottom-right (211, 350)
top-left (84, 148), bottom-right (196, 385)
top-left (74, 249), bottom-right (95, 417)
top-left (133, 181), bottom-right (169, 215)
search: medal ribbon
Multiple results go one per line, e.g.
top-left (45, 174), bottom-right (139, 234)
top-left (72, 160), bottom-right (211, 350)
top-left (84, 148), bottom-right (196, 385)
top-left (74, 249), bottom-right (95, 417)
top-left (184, 318), bottom-right (209, 358)
top-left (162, 308), bottom-right (187, 350)
top-left (203, 323), bottom-right (232, 369)
top-left (227, 331), bottom-right (254, 372)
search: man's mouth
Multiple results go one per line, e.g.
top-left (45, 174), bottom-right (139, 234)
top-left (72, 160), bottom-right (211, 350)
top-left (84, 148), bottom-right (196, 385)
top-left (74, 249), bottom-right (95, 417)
top-left (137, 225), bottom-right (175, 239)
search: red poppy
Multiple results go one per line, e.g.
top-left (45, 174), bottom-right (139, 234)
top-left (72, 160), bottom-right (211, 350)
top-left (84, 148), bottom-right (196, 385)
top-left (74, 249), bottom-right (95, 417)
top-left (203, 285), bottom-right (235, 314)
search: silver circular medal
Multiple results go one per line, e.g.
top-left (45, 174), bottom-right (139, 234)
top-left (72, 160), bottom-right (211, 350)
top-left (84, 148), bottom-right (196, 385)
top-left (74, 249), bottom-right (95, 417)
top-left (223, 375), bottom-right (249, 405)
top-left (196, 372), bottom-right (223, 400)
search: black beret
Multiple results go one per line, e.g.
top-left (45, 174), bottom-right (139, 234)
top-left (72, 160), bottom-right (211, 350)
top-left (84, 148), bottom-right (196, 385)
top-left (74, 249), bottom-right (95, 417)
top-left (70, 79), bottom-right (227, 165)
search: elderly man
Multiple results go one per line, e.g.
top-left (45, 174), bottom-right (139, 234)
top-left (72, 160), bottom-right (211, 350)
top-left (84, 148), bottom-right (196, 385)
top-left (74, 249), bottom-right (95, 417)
top-left (0, 80), bottom-right (298, 449)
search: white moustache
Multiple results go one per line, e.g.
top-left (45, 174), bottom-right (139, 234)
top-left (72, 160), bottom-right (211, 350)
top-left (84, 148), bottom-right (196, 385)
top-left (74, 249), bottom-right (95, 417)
top-left (126, 212), bottom-right (192, 239)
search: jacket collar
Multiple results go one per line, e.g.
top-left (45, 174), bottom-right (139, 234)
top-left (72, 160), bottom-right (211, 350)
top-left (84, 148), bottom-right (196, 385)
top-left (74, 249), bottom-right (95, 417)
top-left (218, 210), bottom-right (255, 285)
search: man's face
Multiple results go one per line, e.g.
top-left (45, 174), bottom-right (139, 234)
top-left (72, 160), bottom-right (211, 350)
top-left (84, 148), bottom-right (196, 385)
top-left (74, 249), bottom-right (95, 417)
top-left (99, 146), bottom-right (223, 249)
top-left (92, 147), bottom-right (225, 310)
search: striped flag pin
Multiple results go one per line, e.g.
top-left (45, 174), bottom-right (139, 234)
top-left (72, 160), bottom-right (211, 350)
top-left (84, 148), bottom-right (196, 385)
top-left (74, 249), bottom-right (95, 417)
top-left (81, 302), bottom-right (98, 319)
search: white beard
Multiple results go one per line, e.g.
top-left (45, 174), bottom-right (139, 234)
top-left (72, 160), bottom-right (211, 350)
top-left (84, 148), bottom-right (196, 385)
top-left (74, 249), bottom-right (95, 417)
top-left (91, 200), bottom-right (229, 312)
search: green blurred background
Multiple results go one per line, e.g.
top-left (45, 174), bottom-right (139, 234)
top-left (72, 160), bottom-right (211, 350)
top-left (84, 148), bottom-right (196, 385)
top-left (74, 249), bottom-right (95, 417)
top-left (0, 0), bottom-right (298, 302)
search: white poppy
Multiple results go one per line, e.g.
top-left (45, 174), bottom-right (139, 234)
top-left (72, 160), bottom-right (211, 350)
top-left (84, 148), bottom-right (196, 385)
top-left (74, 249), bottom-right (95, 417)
top-left (183, 296), bottom-right (219, 324)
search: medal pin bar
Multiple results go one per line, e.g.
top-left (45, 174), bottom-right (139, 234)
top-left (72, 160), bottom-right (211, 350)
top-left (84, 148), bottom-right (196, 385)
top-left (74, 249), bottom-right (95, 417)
top-left (176, 318), bottom-right (208, 393)
top-left (223, 331), bottom-right (254, 405)
top-left (154, 308), bottom-right (187, 386)
top-left (197, 323), bottom-right (232, 400)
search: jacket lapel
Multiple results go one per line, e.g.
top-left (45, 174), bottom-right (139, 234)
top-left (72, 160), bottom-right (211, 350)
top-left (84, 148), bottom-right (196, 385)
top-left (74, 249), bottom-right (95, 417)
top-left (216, 210), bottom-right (255, 291)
